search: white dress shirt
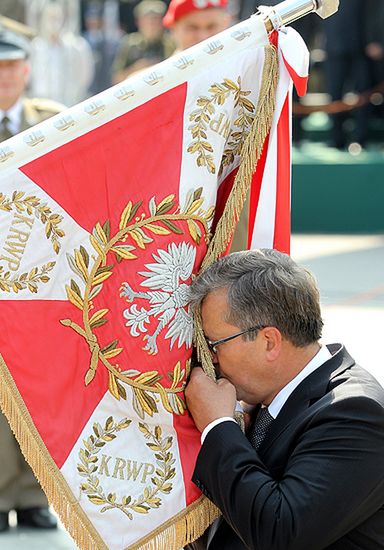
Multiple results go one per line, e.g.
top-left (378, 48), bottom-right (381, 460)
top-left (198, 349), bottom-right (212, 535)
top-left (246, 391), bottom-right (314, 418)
top-left (201, 344), bottom-right (333, 443)
top-left (1, 99), bottom-right (23, 136)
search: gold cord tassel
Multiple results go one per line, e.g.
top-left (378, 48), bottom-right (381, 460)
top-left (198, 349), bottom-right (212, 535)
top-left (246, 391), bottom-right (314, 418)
top-left (195, 44), bottom-right (279, 378)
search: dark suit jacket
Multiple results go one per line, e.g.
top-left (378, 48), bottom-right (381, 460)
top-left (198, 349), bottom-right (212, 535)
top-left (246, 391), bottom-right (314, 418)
top-left (192, 345), bottom-right (384, 549)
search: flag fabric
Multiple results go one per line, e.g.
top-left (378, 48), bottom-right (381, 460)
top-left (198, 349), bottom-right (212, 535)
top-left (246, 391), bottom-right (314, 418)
top-left (248, 27), bottom-right (309, 252)
top-left (0, 16), bottom-right (308, 550)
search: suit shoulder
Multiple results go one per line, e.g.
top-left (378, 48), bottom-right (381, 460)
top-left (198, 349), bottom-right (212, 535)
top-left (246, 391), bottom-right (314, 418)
top-left (334, 364), bottom-right (384, 403)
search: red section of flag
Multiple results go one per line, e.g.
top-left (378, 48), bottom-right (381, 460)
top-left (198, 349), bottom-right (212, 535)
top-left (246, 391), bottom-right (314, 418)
top-left (0, 300), bottom-right (108, 467)
top-left (282, 53), bottom-right (308, 97)
top-left (248, 134), bottom-right (270, 245)
top-left (21, 84), bottom-right (188, 236)
top-left (269, 30), bottom-right (278, 48)
top-left (211, 168), bottom-right (238, 254)
top-left (212, 171), bottom-right (236, 231)
top-left (173, 414), bottom-right (202, 505)
top-left (273, 93), bottom-right (291, 254)
top-left (2, 82), bottom-right (207, 493)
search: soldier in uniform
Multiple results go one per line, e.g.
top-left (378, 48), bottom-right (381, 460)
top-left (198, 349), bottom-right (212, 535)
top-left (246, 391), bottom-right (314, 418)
top-left (112, 0), bottom-right (175, 83)
top-left (0, 24), bottom-right (63, 532)
top-left (163, 0), bottom-right (231, 52)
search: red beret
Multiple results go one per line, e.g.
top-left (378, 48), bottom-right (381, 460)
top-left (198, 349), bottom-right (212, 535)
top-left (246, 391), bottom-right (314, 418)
top-left (163, 0), bottom-right (228, 28)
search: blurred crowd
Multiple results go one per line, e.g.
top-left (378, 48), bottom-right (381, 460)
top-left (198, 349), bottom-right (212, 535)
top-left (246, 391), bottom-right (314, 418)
top-left (1, 0), bottom-right (384, 149)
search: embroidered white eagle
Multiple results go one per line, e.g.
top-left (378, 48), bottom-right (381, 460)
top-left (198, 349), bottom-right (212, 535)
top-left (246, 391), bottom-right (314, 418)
top-left (120, 242), bottom-right (196, 355)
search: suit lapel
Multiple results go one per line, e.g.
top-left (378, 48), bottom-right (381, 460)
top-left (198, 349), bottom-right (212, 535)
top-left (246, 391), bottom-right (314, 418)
top-left (261, 345), bottom-right (355, 453)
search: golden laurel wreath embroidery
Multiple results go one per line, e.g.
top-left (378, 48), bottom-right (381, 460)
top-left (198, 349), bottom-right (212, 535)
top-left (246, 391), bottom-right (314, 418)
top-left (60, 188), bottom-right (213, 419)
top-left (78, 417), bottom-right (175, 519)
top-left (0, 191), bottom-right (65, 293)
top-left (0, 262), bottom-right (56, 293)
top-left (188, 77), bottom-right (256, 175)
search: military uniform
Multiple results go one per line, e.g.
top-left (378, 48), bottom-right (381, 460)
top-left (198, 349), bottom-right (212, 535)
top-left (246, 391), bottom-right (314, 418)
top-left (112, 31), bottom-right (175, 77)
top-left (113, 0), bottom-right (175, 80)
top-left (0, 97), bottom-right (65, 141)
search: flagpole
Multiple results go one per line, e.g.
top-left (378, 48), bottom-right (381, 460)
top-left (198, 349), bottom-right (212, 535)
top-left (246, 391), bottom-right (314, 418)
top-left (260, 0), bottom-right (339, 32)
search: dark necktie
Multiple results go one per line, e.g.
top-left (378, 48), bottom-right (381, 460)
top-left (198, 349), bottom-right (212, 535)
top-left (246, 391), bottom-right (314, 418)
top-left (249, 407), bottom-right (274, 450)
top-left (205, 409), bottom-right (274, 548)
top-left (0, 115), bottom-right (13, 142)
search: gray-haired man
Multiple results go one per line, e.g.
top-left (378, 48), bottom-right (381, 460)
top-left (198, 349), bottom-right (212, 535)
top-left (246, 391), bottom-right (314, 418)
top-left (185, 249), bottom-right (384, 549)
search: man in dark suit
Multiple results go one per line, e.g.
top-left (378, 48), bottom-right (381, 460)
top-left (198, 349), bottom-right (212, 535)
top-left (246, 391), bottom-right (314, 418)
top-left (185, 249), bottom-right (384, 549)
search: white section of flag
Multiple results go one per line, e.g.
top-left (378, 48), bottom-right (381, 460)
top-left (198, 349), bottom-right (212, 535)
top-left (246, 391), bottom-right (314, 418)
top-left (250, 27), bottom-right (308, 249)
top-left (279, 26), bottom-right (310, 79)
top-left (60, 387), bottom-right (186, 550)
top-left (0, 18), bottom-right (268, 175)
top-left (0, 170), bottom-right (92, 301)
top-left (178, 30), bottom-right (269, 211)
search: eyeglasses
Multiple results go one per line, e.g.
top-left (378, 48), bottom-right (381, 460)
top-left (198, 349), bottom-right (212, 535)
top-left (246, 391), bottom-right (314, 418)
top-left (206, 325), bottom-right (264, 354)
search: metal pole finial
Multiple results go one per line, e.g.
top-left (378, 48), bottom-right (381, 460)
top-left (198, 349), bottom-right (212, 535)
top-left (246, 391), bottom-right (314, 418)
top-left (260, 0), bottom-right (339, 32)
top-left (314, 0), bottom-right (339, 19)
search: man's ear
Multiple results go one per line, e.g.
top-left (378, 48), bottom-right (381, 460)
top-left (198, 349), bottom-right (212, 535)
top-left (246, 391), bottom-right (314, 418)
top-left (24, 61), bottom-right (31, 82)
top-left (261, 327), bottom-right (282, 361)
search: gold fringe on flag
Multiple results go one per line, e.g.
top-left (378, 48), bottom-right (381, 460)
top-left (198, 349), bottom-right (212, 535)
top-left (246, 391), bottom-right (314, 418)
top-left (0, 352), bottom-right (220, 549)
top-left (0, 354), bottom-right (107, 549)
top-left (195, 43), bottom-right (279, 379)
top-left (0, 43), bottom-right (278, 550)
top-left (132, 495), bottom-right (220, 550)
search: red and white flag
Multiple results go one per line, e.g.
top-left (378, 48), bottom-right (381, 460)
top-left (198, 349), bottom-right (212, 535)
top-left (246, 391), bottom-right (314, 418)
top-left (0, 17), bottom-right (308, 550)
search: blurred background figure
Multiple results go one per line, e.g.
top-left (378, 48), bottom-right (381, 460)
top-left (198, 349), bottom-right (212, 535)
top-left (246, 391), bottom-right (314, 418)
top-left (83, 2), bottom-right (120, 95)
top-left (28, 1), bottom-right (94, 106)
top-left (0, 22), bottom-right (65, 141)
top-left (323, 0), bottom-right (371, 150)
top-left (238, 0), bottom-right (321, 146)
top-left (163, 0), bottom-right (230, 52)
top-left (112, 0), bottom-right (174, 82)
top-left (0, 0), bottom-right (26, 25)
top-left (26, 0), bottom-right (81, 35)
top-left (364, 0), bottom-right (384, 122)
top-left (0, 22), bottom-right (64, 533)
top-left (117, 0), bottom-right (144, 35)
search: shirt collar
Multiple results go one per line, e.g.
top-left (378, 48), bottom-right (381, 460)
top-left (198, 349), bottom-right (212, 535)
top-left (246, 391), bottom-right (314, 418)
top-left (1, 99), bottom-right (23, 132)
top-left (268, 344), bottom-right (333, 419)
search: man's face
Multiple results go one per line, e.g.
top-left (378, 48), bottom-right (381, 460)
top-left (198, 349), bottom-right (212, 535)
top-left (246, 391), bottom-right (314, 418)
top-left (171, 8), bottom-right (230, 50)
top-left (137, 13), bottom-right (164, 41)
top-left (0, 59), bottom-right (29, 108)
top-left (201, 288), bottom-right (276, 405)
